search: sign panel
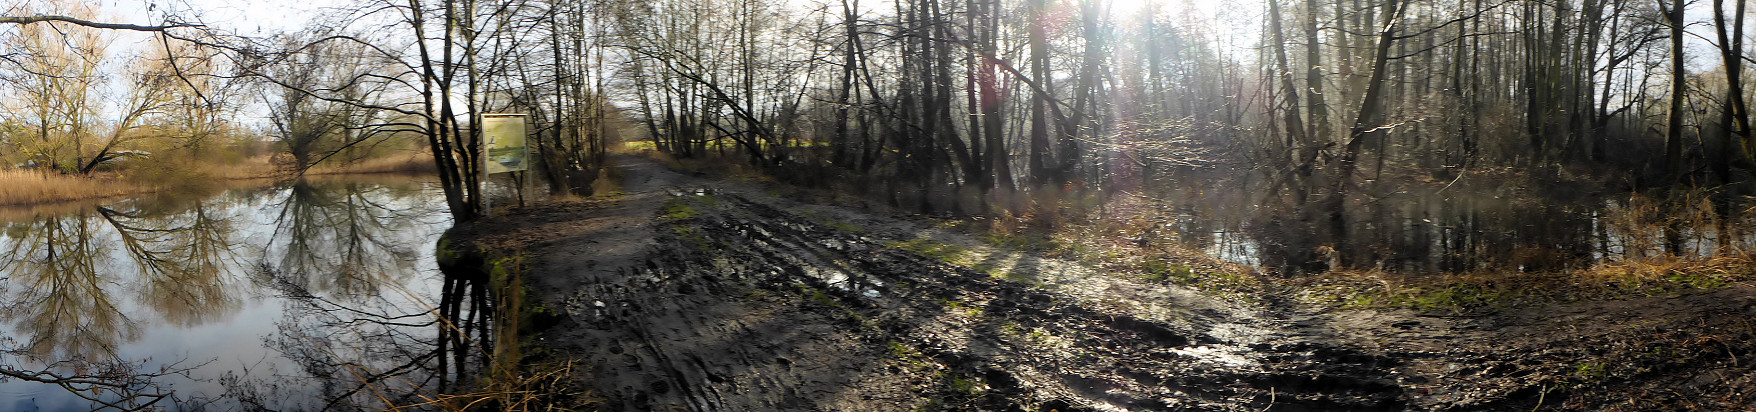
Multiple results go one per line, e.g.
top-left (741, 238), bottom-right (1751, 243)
top-left (482, 114), bottom-right (528, 174)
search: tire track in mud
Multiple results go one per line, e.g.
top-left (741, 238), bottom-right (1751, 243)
top-left (548, 184), bottom-right (1405, 411)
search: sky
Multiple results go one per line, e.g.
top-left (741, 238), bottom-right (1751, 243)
top-left (74, 0), bottom-right (347, 129)
top-left (99, 0), bottom-right (1239, 37)
top-left (101, 0), bottom-right (340, 35)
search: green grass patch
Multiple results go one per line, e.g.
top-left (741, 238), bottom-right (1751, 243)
top-left (1571, 360), bottom-right (1609, 382)
top-left (1663, 271), bottom-right (1731, 289)
top-left (1332, 282), bottom-right (1515, 313)
top-left (980, 232), bottom-right (1059, 252)
top-left (660, 197), bottom-right (706, 221)
top-left (1142, 260), bottom-right (1196, 283)
top-left (937, 298), bottom-right (984, 318)
top-left (887, 340), bottom-right (913, 359)
top-left (797, 283), bottom-right (843, 309)
top-left (1135, 258), bottom-right (1260, 295)
top-left (891, 238), bottom-right (973, 264)
top-left (822, 220), bottom-right (866, 233)
top-left (671, 226), bottom-right (712, 251)
top-left (886, 340), bottom-right (933, 373)
top-left (942, 371), bottom-right (985, 397)
top-left (742, 288), bottom-right (770, 301)
top-left (969, 260), bottom-right (1002, 276)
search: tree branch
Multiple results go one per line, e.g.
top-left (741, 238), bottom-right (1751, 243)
top-left (0, 14), bottom-right (195, 32)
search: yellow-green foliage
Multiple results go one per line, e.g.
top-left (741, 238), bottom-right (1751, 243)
top-left (620, 140), bottom-right (659, 151)
top-left (891, 238), bottom-right (972, 264)
top-left (981, 232), bottom-right (1059, 252)
top-left (660, 196), bottom-right (711, 221)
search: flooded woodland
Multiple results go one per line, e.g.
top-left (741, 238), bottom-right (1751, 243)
top-left (4, 0), bottom-right (1756, 410)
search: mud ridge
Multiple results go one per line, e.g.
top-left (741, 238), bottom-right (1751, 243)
top-left (528, 185), bottom-right (1405, 410)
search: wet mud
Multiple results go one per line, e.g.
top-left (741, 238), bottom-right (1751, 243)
top-left (459, 155), bottom-right (1756, 411)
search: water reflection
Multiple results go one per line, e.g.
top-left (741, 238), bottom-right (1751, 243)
top-left (1155, 171), bottom-right (1755, 275)
top-left (0, 213), bottom-right (172, 410)
top-left (0, 177), bottom-right (465, 411)
top-left (263, 181), bottom-right (428, 298)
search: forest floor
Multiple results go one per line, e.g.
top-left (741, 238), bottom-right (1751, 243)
top-left (450, 153), bottom-right (1756, 411)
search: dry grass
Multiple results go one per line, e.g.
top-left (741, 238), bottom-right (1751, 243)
top-left (396, 360), bottom-right (590, 411)
top-left (0, 169), bottom-right (150, 206)
top-left (303, 153), bottom-right (435, 176)
top-left (1292, 251), bottom-right (1756, 315)
top-left (0, 152), bottom-right (434, 208)
top-left (1583, 253), bottom-right (1755, 290)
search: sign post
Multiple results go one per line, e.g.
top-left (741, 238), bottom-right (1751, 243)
top-left (481, 114), bottom-right (530, 215)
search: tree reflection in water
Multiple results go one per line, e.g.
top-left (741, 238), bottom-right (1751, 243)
top-left (233, 179), bottom-right (491, 410)
top-left (0, 178), bottom-right (462, 411)
top-left (0, 206), bottom-right (217, 409)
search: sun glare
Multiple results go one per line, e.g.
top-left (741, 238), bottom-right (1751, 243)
top-left (1107, 0), bottom-right (1230, 18)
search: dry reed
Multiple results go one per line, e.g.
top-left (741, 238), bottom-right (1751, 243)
top-left (0, 169), bottom-right (150, 206)
top-left (302, 153), bottom-right (435, 176)
top-left (0, 153), bottom-right (430, 208)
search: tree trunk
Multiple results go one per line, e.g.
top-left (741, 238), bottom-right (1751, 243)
top-left (1663, 0), bottom-right (1685, 183)
top-left (1328, 0), bottom-right (1404, 268)
top-left (1027, 0), bottom-right (1052, 187)
top-left (1713, 0), bottom-right (1751, 180)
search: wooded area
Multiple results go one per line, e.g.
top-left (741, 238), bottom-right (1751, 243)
top-left (2, 0), bottom-right (1753, 270)
top-left (9, 1), bottom-right (1756, 409)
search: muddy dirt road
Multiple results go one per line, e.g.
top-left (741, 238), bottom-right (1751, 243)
top-left (451, 155), bottom-right (1756, 411)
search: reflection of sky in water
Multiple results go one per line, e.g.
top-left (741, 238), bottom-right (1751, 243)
top-left (0, 179), bottom-right (452, 410)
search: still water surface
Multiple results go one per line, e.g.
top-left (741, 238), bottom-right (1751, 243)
top-left (0, 177), bottom-right (462, 410)
top-left (1150, 173), bottom-right (1756, 275)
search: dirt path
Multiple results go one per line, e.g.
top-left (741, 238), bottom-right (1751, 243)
top-left (463, 154), bottom-right (1756, 411)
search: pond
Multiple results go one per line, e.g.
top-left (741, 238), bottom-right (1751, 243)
top-left (1147, 168), bottom-right (1756, 275)
top-left (0, 177), bottom-right (483, 410)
